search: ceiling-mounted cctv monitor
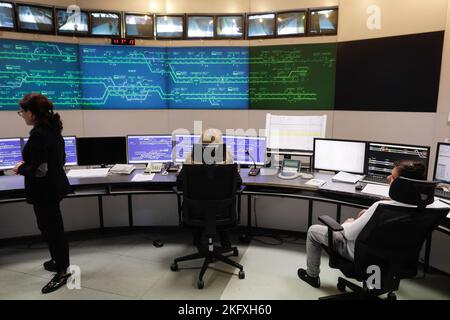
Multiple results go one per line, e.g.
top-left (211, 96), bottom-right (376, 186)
top-left (56, 8), bottom-right (89, 35)
top-left (215, 15), bottom-right (244, 39)
top-left (0, 1), bottom-right (15, 31)
top-left (125, 13), bottom-right (154, 38)
top-left (156, 15), bottom-right (184, 39)
top-left (16, 3), bottom-right (54, 34)
top-left (187, 15), bottom-right (214, 38)
top-left (277, 11), bottom-right (306, 37)
top-left (90, 11), bottom-right (121, 36)
top-left (247, 13), bottom-right (275, 38)
top-left (308, 7), bottom-right (338, 35)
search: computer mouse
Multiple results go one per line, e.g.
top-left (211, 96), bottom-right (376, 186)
top-left (355, 182), bottom-right (365, 191)
top-left (153, 239), bottom-right (164, 248)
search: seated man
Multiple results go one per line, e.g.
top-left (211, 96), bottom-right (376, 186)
top-left (297, 160), bottom-right (439, 288)
top-left (176, 128), bottom-right (242, 249)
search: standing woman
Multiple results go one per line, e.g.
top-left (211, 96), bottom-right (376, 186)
top-left (13, 93), bottom-right (72, 294)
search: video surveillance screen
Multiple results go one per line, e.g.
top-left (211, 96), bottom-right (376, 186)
top-left (0, 2), bottom-right (15, 29)
top-left (309, 9), bottom-right (338, 35)
top-left (125, 13), bottom-right (153, 38)
top-left (187, 16), bottom-right (213, 38)
top-left (56, 9), bottom-right (88, 34)
top-left (91, 12), bottom-right (120, 36)
top-left (156, 15), bottom-right (183, 38)
top-left (277, 12), bottom-right (306, 36)
top-left (216, 16), bottom-right (243, 38)
top-left (247, 13), bottom-right (275, 37)
top-left (17, 4), bottom-right (54, 32)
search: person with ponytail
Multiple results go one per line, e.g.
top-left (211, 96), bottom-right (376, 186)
top-left (13, 93), bottom-right (72, 294)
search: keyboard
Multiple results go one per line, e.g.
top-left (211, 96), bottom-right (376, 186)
top-left (435, 188), bottom-right (450, 199)
top-left (361, 175), bottom-right (388, 185)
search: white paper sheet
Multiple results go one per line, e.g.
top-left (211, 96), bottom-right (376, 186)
top-left (361, 183), bottom-right (390, 198)
top-left (131, 173), bottom-right (155, 182)
top-left (67, 168), bottom-right (110, 178)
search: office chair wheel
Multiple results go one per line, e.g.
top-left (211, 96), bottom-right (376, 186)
top-left (337, 281), bottom-right (346, 292)
top-left (238, 270), bottom-right (245, 279)
top-left (170, 263), bottom-right (179, 272)
top-left (387, 292), bottom-right (397, 301)
top-left (197, 279), bottom-right (204, 289)
top-left (232, 248), bottom-right (239, 256)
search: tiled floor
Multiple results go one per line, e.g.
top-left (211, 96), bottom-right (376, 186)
top-left (0, 230), bottom-right (449, 300)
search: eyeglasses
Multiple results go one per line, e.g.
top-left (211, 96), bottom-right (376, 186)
top-left (17, 110), bottom-right (23, 117)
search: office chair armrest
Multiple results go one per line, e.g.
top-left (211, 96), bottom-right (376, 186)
top-left (318, 215), bottom-right (344, 232)
top-left (237, 185), bottom-right (246, 195)
top-left (172, 186), bottom-right (183, 196)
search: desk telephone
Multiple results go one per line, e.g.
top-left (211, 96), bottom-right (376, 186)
top-left (277, 160), bottom-right (314, 180)
top-left (145, 162), bottom-right (164, 173)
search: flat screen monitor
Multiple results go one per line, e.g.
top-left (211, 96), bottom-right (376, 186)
top-left (90, 12), bottom-right (120, 36)
top-left (309, 8), bottom-right (338, 35)
top-left (367, 142), bottom-right (430, 179)
top-left (156, 15), bottom-right (184, 38)
top-left (223, 136), bottom-right (266, 166)
top-left (16, 4), bottom-right (54, 33)
top-left (434, 143), bottom-right (450, 184)
top-left (125, 13), bottom-right (153, 38)
top-left (277, 11), bottom-right (306, 36)
top-left (23, 136), bottom-right (78, 166)
top-left (56, 8), bottom-right (89, 34)
top-left (192, 143), bottom-right (226, 164)
top-left (247, 13), bottom-right (275, 38)
top-left (0, 138), bottom-right (22, 170)
top-left (0, 1), bottom-right (15, 30)
top-left (127, 135), bottom-right (173, 164)
top-left (174, 134), bottom-right (201, 163)
top-left (314, 138), bottom-right (367, 174)
top-left (215, 15), bottom-right (243, 38)
top-left (187, 15), bottom-right (213, 38)
top-left (76, 137), bottom-right (126, 166)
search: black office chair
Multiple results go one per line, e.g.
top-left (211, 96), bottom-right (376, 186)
top-left (171, 164), bottom-right (245, 289)
top-left (318, 177), bottom-right (449, 300)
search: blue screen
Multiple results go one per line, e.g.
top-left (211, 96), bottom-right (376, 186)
top-left (23, 136), bottom-right (77, 166)
top-left (223, 136), bottom-right (266, 165)
top-left (174, 134), bottom-right (200, 162)
top-left (0, 138), bottom-right (22, 170)
top-left (166, 47), bottom-right (249, 109)
top-left (79, 45), bottom-right (167, 109)
top-left (0, 39), bottom-right (81, 110)
top-left (127, 135), bottom-right (173, 163)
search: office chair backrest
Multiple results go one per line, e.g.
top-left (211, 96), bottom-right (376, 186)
top-left (181, 164), bottom-right (238, 227)
top-left (355, 178), bottom-right (448, 280)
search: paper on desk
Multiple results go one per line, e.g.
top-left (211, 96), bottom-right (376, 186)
top-left (131, 173), bottom-right (155, 182)
top-left (332, 171), bottom-right (364, 184)
top-left (67, 168), bottom-right (110, 178)
top-left (361, 183), bottom-right (390, 198)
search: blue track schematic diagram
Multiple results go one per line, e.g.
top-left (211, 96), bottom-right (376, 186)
top-left (0, 39), bottom-right (81, 110)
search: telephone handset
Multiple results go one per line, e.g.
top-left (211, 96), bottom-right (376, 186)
top-left (278, 159), bottom-right (301, 180)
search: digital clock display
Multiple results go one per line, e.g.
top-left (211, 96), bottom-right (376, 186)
top-left (111, 38), bottom-right (135, 45)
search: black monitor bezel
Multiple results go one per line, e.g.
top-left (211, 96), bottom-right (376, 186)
top-left (155, 14), bottom-right (185, 40)
top-left (433, 142), bottom-right (450, 183)
top-left (89, 10), bottom-right (122, 38)
top-left (15, 3), bottom-right (55, 35)
top-left (126, 134), bottom-right (173, 164)
top-left (214, 14), bottom-right (245, 40)
top-left (55, 7), bottom-right (90, 37)
top-left (124, 12), bottom-right (154, 39)
top-left (276, 10), bottom-right (308, 38)
top-left (76, 136), bottom-right (127, 166)
top-left (0, 1), bottom-right (17, 31)
top-left (246, 12), bottom-right (276, 39)
top-left (313, 138), bottom-right (368, 175)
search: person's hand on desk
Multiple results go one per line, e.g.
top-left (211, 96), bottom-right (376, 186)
top-left (12, 161), bottom-right (24, 174)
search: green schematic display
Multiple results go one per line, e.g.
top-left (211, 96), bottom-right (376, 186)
top-left (0, 39), bottom-right (81, 110)
top-left (249, 43), bottom-right (337, 110)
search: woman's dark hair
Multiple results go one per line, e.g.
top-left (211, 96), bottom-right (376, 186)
top-left (19, 93), bottom-right (63, 134)
top-left (394, 160), bottom-right (426, 180)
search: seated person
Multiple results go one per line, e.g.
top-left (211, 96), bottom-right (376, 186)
top-left (176, 128), bottom-right (242, 249)
top-left (297, 160), bottom-right (441, 288)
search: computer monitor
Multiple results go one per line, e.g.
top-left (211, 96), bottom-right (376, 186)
top-left (0, 2), bottom-right (15, 30)
top-left (187, 15), bottom-right (214, 38)
top-left (173, 134), bottom-right (201, 163)
top-left (56, 8), bottom-right (89, 35)
top-left (247, 13), bottom-right (275, 38)
top-left (127, 135), bottom-right (173, 164)
top-left (276, 11), bottom-right (306, 36)
top-left (192, 143), bottom-right (226, 164)
top-left (90, 12), bottom-right (121, 36)
top-left (125, 13), bottom-right (154, 38)
top-left (223, 135), bottom-right (266, 166)
top-left (367, 142), bottom-right (430, 179)
top-left (434, 143), bottom-right (450, 184)
top-left (314, 138), bottom-right (367, 174)
top-left (76, 137), bottom-right (126, 167)
top-left (156, 15), bottom-right (184, 39)
top-left (309, 8), bottom-right (338, 35)
top-left (215, 15), bottom-right (244, 38)
top-left (16, 4), bottom-right (54, 34)
top-left (23, 136), bottom-right (78, 166)
top-left (0, 138), bottom-right (22, 170)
